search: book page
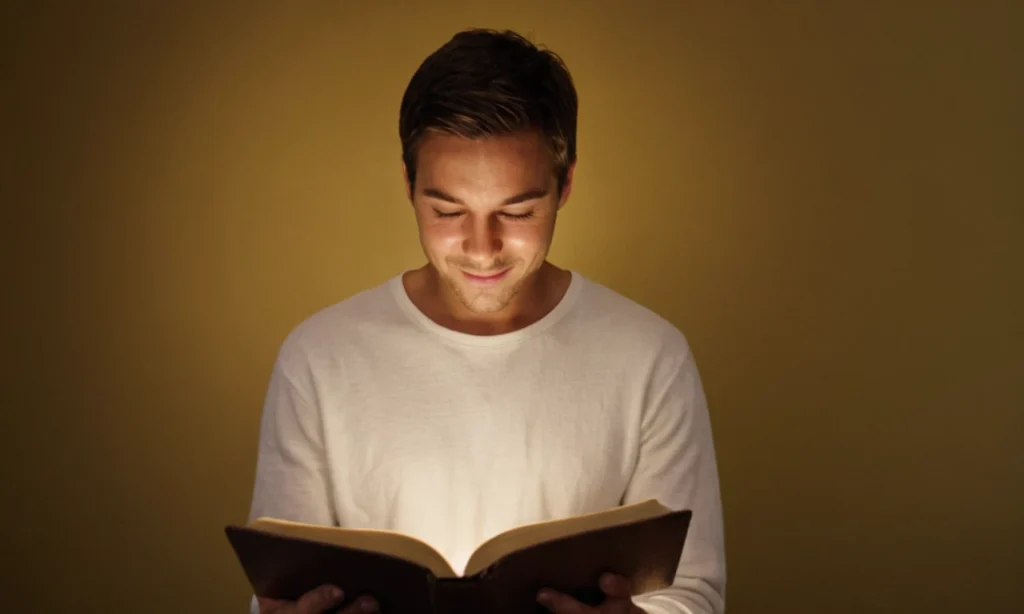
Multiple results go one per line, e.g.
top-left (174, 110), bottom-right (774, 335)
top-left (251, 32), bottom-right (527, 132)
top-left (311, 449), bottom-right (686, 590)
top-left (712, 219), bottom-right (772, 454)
top-left (249, 517), bottom-right (458, 578)
top-left (463, 499), bottom-right (670, 576)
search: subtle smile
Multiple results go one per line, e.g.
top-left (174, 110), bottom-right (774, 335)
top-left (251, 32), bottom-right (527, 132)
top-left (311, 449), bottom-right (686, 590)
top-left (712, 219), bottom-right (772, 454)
top-left (462, 269), bottom-right (511, 284)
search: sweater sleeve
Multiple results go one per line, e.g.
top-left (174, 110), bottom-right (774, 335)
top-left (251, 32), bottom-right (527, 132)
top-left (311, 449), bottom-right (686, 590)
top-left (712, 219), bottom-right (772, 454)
top-left (245, 348), bottom-right (338, 613)
top-left (248, 352), bottom-right (337, 526)
top-left (624, 340), bottom-right (727, 614)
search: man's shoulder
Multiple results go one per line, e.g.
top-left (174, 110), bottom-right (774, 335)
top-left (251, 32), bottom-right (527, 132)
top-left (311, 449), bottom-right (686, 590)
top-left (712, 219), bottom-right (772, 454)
top-left (574, 274), bottom-right (693, 358)
top-left (275, 275), bottom-right (400, 363)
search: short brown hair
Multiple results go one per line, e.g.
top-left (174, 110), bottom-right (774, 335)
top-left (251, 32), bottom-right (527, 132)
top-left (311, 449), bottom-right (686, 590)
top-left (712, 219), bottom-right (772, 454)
top-left (399, 29), bottom-right (578, 193)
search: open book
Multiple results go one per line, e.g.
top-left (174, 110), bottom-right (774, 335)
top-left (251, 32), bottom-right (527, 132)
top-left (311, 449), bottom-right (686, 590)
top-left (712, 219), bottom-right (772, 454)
top-left (225, 499), bottom-right (691, 614)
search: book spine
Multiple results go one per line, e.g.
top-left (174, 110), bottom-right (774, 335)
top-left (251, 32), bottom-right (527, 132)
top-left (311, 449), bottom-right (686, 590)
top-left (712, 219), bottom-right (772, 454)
top-left (432, 578), bottom-right (485, 614)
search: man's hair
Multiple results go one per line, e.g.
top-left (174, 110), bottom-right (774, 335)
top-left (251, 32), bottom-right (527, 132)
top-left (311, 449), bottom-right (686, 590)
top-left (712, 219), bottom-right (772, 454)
top-left (399, 28), bottom-right (578, 193)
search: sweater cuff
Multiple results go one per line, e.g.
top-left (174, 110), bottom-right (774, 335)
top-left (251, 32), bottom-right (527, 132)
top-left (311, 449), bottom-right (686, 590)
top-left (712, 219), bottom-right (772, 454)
top-left (632, 594), bottom-right (697, 614)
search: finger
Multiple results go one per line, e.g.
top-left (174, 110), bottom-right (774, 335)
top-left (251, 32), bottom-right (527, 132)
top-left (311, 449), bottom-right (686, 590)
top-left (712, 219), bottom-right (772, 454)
top-left (294, 584), bottom-right (344, 613)
top-left (339, 595), bottom-right (379, 614)
top-left (257, 595), bottom-right (310, 614)
top-left (256, 596), bottom-right (289, 614)
top-left (599, 572), bottom-right (632, 598)
top-left (537, 588), bottom-right (593, 614)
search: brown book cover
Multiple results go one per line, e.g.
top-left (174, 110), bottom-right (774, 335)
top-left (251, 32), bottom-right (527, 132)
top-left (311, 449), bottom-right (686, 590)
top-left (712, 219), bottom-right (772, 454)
top-left (225, 499), bottom-right (691, 614)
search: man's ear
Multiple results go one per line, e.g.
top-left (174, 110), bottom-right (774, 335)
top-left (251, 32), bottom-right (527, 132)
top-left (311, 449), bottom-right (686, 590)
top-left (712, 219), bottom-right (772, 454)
top-left (557, 160), bottom-right (577, 211)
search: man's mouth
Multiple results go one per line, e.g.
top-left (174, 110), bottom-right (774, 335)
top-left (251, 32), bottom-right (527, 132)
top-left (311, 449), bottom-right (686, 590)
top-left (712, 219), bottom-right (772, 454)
top-left (461, 268), bottom-right (511, 284)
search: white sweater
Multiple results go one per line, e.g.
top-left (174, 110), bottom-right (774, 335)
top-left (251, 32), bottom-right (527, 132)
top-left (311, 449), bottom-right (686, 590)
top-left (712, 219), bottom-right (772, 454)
top-left (246, 271), bottom-right (726, 613)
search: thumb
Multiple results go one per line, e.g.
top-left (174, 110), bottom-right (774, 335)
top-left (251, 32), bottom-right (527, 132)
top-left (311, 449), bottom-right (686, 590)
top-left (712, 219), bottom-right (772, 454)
top-left (600, 573), bottom-right (632, 598)
top-left (295, 585), bottom-right (344, 613)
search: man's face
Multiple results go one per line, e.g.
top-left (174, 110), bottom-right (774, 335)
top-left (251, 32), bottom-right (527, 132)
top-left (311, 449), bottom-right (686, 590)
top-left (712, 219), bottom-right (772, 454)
top-left (406, 130), bottom-right (573, 316)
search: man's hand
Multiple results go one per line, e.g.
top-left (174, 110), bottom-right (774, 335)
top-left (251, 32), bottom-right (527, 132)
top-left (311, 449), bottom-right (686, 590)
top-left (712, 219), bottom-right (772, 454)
top-left (537, 573), bottom-right (645, 614)
top-left (258, 584), bottom-right (378, 614)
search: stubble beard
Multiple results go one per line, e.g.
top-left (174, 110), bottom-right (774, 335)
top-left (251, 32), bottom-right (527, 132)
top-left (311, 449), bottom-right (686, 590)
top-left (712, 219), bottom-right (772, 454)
top-left (440, 263), bottom-right (525, 315)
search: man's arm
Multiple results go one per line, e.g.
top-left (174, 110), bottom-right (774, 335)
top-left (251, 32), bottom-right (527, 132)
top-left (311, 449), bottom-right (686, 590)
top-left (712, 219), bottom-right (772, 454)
top-left (248, 351), bottom-right (336, 525)
top-left (624, 338), bottom-right (726, 614)
top-left (246, 348), bottom-right (338, 613)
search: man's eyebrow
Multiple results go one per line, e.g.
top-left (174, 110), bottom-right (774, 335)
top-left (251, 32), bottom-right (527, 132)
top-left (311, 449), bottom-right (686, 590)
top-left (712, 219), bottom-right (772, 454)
top-left (421, 188), bottom-right (462, 204)
top-left (420, 187), bottom-right (550, 206)
top-left (502, 188), bottom-right (549, 205)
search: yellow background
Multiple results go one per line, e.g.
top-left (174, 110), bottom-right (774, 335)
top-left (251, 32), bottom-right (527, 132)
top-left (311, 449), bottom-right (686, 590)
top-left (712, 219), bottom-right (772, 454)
top-left (4, 2), bottom-right (1021, 612)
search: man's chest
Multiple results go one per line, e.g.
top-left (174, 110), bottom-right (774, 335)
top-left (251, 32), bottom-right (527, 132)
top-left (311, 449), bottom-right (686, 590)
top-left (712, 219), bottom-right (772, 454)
top-left (317, 355), bottom-right (643, 530)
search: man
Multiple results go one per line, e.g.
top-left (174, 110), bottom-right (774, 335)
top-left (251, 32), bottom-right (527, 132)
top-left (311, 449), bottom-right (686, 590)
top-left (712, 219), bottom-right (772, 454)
top-left (247, 28), bottom-right (725, 614)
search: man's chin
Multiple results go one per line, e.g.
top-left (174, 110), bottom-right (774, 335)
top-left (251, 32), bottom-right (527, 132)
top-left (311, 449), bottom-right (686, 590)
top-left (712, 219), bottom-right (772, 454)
top-left (438, 270), bottom-right (524, 312)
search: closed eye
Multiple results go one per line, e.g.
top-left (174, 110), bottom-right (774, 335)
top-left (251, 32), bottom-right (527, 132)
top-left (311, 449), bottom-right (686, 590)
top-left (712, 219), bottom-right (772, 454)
top-left (502, 211), bottom-right (535, 220)
top-left (432, 210), bottom-right (535, 220)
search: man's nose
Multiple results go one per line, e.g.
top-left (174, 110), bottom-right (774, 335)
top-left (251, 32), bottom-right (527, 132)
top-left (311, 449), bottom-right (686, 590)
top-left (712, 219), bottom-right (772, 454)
top-left (463, 214), bottom-right (502, 257)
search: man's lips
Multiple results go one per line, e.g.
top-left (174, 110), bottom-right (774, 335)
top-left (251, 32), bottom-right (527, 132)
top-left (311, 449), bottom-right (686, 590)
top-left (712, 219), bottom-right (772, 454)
top-left (461, 268), bottom-right (511, 283)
